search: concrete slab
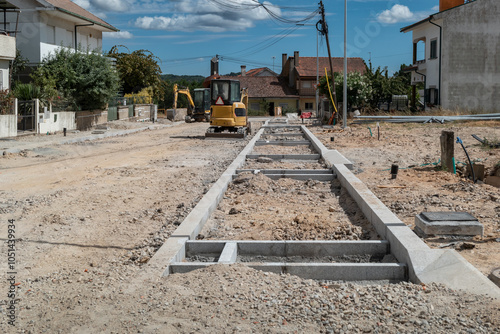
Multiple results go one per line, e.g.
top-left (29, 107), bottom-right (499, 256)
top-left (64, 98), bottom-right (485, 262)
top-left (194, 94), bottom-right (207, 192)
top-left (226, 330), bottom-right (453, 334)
top-left (236, 169), bottom-right (333, 175)
top-left (255, 141), bottom-right (311, 146)
top-left (415, 212), bottom-right (483, 237)
top-left (246, 154), bottom-right (320, 160)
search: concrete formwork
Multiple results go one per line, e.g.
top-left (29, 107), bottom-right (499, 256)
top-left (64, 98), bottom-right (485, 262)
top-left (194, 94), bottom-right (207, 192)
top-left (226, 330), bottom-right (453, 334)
top-left (147, 122), bottom-right (500, 298)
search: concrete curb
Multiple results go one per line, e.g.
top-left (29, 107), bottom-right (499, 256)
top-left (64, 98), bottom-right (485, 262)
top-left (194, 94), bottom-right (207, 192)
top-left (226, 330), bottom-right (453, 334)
top-left (301, 126), bottom-right (353, 169)
top-left (332, 163), bottom-right (500, 298)
top-left (147, 125), bottom-right (267, 275)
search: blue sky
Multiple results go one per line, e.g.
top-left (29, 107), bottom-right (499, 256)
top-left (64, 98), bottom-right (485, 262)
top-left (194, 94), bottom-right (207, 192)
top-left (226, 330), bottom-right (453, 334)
top-left (75, 0), bottom-right (441, 76)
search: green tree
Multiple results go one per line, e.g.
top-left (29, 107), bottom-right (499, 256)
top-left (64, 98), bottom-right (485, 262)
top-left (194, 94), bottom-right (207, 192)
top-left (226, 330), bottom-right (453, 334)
top-left (32, 47), bottom-right (119, 110)
top-left (107, 46), bottom-right (164, 101)
top-left (319, 71), bottom-right (372, 110)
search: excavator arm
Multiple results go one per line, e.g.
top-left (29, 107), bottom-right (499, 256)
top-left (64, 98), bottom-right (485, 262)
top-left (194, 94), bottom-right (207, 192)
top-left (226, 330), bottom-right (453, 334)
top-left (173, 84), bottom-right (195, 111)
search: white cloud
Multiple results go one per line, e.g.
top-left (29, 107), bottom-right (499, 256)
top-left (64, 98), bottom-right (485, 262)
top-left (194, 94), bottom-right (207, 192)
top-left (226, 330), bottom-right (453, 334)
top-left (432, 5), bottom-right (439, 12)
top-left (103, 31), bottom-right (134, 39)
top-left (376, 4), bottom-right (432, 25)
top-left (134, 13), bottom-right (257, 32)
top-left (376, 5), bottom-right (415, 24)
top-left (92, 0), bottom-right (130, 12)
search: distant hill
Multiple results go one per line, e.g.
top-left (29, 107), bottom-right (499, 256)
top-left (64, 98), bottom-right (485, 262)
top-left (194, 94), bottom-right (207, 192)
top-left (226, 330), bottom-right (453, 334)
top-left (161, 74), bottom-right (205, 83)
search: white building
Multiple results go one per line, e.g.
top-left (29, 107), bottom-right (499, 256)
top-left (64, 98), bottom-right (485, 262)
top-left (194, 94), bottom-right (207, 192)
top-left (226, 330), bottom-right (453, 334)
top-left (5, 0), bottom-right (118, 66)
top-left (401, 0), bottom-right (500, 112)
top-left (0, 1), bottom-right (19, 90)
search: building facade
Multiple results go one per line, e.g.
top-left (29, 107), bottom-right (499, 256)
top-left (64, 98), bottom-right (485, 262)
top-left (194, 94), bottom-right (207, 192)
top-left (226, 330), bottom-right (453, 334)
top-left (401, 0), bottom-right (500, 112)
top-left (5, 0), bottom-right (118, 66)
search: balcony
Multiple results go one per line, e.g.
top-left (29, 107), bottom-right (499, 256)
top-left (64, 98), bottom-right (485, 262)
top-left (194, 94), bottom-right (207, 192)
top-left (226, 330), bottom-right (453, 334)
top-left (0, 34), bottom-right (16, 60)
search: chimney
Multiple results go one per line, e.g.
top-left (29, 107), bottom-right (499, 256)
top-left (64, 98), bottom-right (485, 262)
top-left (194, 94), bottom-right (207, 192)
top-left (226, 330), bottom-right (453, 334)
top-left (210, 56), bottom-right (219, 75)
top-left (294, 51), bottom-right (299, 67)
top-left (282, 53), bottom-right (287, 72)
top-left (439, 0), bottom-right (464, 12)
top-left (241, 65), bottom-right (246, 76)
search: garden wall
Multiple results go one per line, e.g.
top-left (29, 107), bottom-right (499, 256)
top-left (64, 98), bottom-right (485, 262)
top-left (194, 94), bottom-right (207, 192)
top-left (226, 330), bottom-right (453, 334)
top-left (0, 115), bottom-right (17, 138)
top-left (38, 112), bottom-right (76, 134)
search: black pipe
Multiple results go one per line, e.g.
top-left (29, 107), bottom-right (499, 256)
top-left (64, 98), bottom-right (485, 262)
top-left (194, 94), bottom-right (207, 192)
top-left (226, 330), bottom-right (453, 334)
top-left (75, 23), bottom-right (94, 48)
top-left (456, 137), bottom-right (476, 183)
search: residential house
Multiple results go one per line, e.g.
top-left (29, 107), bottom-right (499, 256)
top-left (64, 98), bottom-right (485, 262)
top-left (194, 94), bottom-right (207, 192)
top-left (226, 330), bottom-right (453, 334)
top-left (239, 66), bottom-right (277, 77)
top-left (401, 0), bottom-right (500, 111)
top-left (207, 51), bottom-right (366, 116)
top-left (0, 0), bottom-right (19, 90)
top-left (5, 0), bottom-right (118, 66)
top-left (280, 51), bottom-right (366, 112)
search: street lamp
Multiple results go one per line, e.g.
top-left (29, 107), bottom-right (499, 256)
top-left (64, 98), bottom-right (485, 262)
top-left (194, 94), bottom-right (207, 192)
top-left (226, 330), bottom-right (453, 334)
top-left (343, 0), bottom-right (347, 128)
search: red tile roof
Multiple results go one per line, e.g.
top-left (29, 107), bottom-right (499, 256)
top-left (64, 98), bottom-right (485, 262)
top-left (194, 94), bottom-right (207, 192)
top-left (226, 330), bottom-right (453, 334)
top-left (43, 0), bottom-right (118, 31)
top-left (206, 76), bottom-right (298, 98)
top-left (294, 57), bottom-right (366, 77)
top-left (240, 67), bottom-right (277, 77)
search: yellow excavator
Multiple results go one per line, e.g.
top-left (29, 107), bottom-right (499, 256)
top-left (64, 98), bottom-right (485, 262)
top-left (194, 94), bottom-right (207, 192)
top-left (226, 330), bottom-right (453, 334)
top-left (205, 79), bottom-right (248, 138)
top-left (173, 84), bottom-right (211, 122)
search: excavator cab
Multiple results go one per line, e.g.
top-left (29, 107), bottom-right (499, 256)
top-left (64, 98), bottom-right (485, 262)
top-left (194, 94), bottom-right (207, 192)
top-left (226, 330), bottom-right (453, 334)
top-left (193, 88), bottom-right (211, 122)
top-left (206, 79), bottom-right (248, 138)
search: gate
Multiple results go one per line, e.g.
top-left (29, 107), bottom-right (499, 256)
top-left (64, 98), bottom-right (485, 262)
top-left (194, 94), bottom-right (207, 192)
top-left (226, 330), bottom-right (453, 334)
top-left (107, 106), bottom-right (118, 121)
top-left (17, 100), bottom-right (36, 131)
top-left (128, 104), bottom-right (134, 117)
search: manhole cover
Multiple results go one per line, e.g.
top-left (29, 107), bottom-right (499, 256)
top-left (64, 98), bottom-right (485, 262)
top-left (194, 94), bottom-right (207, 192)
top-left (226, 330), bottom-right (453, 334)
top-left (421, 212), bottom-right (478, 222)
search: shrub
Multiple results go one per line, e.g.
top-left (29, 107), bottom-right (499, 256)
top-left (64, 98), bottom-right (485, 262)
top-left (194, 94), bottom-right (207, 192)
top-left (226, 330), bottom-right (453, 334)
top-left (0, 89), bottom-right (15, 115)
top-left (32, 47), bottom-right (120, 110)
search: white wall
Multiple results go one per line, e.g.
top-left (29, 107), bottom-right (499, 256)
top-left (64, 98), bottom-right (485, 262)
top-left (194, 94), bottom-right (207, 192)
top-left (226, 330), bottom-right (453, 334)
top-left (0, 60), bottom-right (10, 90)
top-left (38, 111), bottom-right (76, 133)
top-left (410, 20), bottom-right (441, 90)
top-left (0, 115), bottom-right (17, 138)
top-left (440, 0), bottom-right (500, 112)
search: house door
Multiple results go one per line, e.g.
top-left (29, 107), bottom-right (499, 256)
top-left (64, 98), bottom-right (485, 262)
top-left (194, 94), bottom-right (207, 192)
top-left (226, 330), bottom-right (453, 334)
top-left (17, 100), bottom-right (36, 132)
top-left (268, 102), bottom-right (275, 116)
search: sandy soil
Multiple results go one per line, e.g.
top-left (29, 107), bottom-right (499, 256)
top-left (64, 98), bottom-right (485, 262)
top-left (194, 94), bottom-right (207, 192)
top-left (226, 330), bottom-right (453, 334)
top-left (313, 121), bottom-right (500, 276)
top-left (1, 119), bottom-right (499, 333)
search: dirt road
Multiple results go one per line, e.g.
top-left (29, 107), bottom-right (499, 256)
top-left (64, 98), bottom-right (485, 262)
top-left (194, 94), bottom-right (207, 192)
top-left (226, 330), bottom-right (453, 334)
top-left (1, 120), bottom-right (499, 333)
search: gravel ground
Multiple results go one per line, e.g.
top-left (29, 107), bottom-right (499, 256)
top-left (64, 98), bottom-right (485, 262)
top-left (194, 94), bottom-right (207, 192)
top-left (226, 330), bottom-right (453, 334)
top-left (1, 119), bottom-right (499, 333)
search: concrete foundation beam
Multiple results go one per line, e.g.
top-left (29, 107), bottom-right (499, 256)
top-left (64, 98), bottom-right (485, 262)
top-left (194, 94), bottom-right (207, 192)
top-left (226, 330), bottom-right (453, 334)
top-left (246, 154), bottom-right (320, 160)
top-left (332, 162), bottom-right (500, 298)
top-left (301, 125), bottom-right (353, 169)
top-left (255, 141), bottom-right (311, 146)
top-left (169, 263), bottom-right (406, 281)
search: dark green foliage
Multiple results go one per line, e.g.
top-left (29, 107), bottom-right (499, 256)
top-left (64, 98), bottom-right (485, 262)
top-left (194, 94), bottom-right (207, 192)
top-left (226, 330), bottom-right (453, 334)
top-left (32, 48), bottom-right (119, 110)
top-left (107, 46), bottom-right (163, 102)
top-left (10, 49), bottom-right (29, 82)
top-left (0, 89), bottom-right (15, 114)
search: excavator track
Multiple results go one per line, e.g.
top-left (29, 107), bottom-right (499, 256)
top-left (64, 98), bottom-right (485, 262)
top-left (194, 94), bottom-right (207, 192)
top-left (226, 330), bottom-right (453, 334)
top-left (205, 126), bottom-right (247, 139)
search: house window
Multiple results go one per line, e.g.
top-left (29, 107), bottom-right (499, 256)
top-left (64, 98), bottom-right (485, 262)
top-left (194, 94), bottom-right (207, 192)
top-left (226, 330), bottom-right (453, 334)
top-left (302, 81), bottom-right (312, 88)
top-left (430, 39), bottom-right (438, 59)
top-left (305, 102), bottom-right (313, 110)
top-left (46, 25), bottom-right (55, 44)
top-left (66, 30), bottom-right (74, 47)
top-left (0, 70), bottom-right (3, 90)
top-left (250, 103), bottom-right (260, 111)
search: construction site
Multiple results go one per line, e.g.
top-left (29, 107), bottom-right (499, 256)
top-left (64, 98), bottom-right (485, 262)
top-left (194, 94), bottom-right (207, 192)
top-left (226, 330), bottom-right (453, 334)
top-left (1, 114), bottom-right (499, 332)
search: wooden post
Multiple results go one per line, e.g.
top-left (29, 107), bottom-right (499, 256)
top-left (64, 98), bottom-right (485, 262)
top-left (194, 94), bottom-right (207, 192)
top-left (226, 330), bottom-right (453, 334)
top-left (440, 130), bottom-right (454, 172)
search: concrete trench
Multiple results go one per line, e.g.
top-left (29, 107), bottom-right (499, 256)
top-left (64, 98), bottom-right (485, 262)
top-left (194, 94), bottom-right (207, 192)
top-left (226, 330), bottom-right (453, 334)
top-left (147, 119), bottom-right (500, 298)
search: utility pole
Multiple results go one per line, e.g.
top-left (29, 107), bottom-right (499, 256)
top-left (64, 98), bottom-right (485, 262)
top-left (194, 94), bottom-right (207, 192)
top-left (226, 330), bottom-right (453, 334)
top-left (318, 1), bottom-right (337, 107)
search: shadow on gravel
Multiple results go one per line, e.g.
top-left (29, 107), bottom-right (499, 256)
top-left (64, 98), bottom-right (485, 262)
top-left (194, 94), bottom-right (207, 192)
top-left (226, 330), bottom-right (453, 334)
top-left (0, 238), bottom-right (134, 250)
top-left (170, 136), bottom-right (206, 140)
